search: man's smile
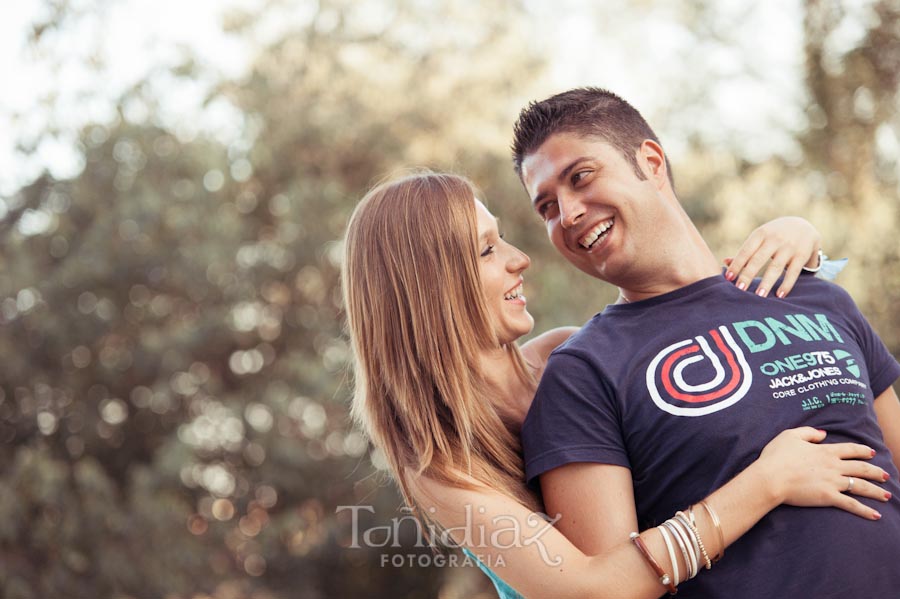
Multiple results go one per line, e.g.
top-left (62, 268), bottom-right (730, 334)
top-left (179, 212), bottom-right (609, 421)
top-left (577, 217), bottom-right (615, 250)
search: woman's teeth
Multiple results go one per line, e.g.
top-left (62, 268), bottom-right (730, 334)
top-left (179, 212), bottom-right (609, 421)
top-left (504, 284), bottom-right (523, 300)
top-left (579, 218), bottom-right (614, 249)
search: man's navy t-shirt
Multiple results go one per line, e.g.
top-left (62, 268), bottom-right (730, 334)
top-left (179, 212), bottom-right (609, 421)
top-left (522, 274), bottom-right (900, 598)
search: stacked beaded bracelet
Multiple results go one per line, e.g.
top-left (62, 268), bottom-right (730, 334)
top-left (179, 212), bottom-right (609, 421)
top-left (629, 501), bottom-right (724, 594)
top-left (676, 511), bottom-right (712, 570)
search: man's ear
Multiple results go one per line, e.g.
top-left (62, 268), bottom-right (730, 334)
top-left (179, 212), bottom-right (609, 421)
top-left (638, 140), bottom-right (668, 188)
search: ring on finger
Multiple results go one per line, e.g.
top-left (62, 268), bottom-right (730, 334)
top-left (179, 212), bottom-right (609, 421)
top-left (845, 477), bottom-right (855, 493)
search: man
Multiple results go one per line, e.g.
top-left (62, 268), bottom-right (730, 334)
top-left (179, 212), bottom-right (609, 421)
top-left (514, 88), bottom-right (900, 598)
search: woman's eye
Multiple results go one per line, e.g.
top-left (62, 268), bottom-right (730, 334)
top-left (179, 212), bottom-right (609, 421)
top-left (480, 244), bottom-right (495, 257)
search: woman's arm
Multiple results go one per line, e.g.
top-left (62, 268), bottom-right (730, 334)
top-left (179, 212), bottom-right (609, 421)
top-left (417, 428), bottom-right (888, 599)
top-left (724, 216), bottom-right (822, 298)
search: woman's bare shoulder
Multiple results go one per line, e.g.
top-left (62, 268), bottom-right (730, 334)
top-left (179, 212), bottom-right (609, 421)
top-left (520, 326), bottom-right (579, 367)
top-left (410, 469), bottom-right (494, 514)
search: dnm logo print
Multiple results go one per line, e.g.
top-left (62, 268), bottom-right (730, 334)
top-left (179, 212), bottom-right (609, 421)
top-left (645, 326), bottom-right (753, 416)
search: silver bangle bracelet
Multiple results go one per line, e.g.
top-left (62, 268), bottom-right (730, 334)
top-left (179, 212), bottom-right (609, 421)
top-left (802, 248), bottom-right (825, 273)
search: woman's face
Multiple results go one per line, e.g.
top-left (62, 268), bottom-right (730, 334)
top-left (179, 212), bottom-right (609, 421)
top-left (474, 198), bottom-right (534, 345)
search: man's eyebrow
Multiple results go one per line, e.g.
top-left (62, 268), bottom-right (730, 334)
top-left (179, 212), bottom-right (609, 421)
top-left (531, 156), bottom-right (594, 206)
top-left (559, 156), bottom-right (593, 181)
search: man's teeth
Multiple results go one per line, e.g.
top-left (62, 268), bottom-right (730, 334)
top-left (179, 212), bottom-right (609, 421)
top-left (504, 284), bottom-right (524, 300)
top-left (579, 219), bottom-right (614, 249)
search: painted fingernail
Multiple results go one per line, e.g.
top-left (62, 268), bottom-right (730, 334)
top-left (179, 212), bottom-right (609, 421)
top-left (816, 429), bottom-right (826, 434)
top-left (725, 270), bottom-right (735, 281)
top-left (884, 492), bottom-right (892, 501)
top-left (873, 510), bottom-right (882, 520)
top-left (736, 281), bottom-right (747, 291)
top-left (756, 288), bottom-right (767, 297)
top-left (777, 290), bottom-right (786, 299)
top-left (872, 449), bottom-right (878, 457)
top-left (883, 471), bottom-right (890, 481)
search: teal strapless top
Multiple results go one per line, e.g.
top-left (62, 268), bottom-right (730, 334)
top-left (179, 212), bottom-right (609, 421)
top-left (462, 547), bottom-right (524, 599)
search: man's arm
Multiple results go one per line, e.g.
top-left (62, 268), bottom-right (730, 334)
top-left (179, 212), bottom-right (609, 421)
top-left (540, 463), bottom-right (638, 555)
top-left (874, 384), bottom-right (900, 472)
top-left (523, 349), bottom-right (636, 555)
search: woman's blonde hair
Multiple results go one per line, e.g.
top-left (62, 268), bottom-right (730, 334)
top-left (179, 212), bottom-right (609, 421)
top-left (342, 171), bottom-right (540, 515)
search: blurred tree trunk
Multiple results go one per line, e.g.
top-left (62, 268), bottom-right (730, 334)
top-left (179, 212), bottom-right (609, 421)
top-left (801, 0), bottom-right (900, 349)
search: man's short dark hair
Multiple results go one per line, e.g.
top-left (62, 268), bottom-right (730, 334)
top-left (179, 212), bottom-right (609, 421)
top-left (511, 87), bottom-right (674, 188)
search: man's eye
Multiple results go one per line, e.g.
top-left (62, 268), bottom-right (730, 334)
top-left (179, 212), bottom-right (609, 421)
top-left (537, 201), bottom-right (557, 219)
top-left (572, 170), bottom-right (590, 185)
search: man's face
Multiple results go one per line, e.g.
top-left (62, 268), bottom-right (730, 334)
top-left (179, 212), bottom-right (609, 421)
top-left (520, 132), bottom-right (665, 284)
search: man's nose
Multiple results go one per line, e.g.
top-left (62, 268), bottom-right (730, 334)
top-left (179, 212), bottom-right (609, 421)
top-left (559, 192), bottom-right (586, 228)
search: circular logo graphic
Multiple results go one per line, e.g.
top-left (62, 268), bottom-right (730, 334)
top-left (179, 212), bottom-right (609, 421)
top-left (645, 326), bottom-right (753, 416)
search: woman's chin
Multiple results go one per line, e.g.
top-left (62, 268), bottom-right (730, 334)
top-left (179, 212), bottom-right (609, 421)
top-left (523, 314), bottom-right (536, 335)
top-left (504, 319), bottom-right (535, 345)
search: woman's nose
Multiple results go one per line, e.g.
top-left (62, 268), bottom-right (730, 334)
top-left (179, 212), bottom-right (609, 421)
top-left (507, 247), bottom-right (530, 272)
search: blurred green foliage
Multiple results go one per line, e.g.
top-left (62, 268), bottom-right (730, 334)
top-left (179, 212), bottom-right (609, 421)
top-left (1, 1), bottom-right (899, 598)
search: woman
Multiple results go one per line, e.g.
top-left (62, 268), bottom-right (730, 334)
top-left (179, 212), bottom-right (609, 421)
top-left (342, 172), bottom-right (889, 598)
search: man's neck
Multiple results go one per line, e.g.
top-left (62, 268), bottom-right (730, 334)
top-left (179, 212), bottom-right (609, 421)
top-left (611, 192), bottom-right (722, 303)
top-left (615, 241), bottom-right (721, 304)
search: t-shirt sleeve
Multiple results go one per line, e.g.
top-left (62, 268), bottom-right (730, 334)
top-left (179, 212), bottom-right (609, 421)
top-left (520, 350), bottom-right (629, 487)
top-left (830, 284), bottom-right (900, 397)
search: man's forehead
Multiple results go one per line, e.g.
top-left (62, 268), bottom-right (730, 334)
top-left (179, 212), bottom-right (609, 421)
top-left (522, 134), bottom-right (605, 177)
top-left (529, 131), bottom-right (616, 157)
